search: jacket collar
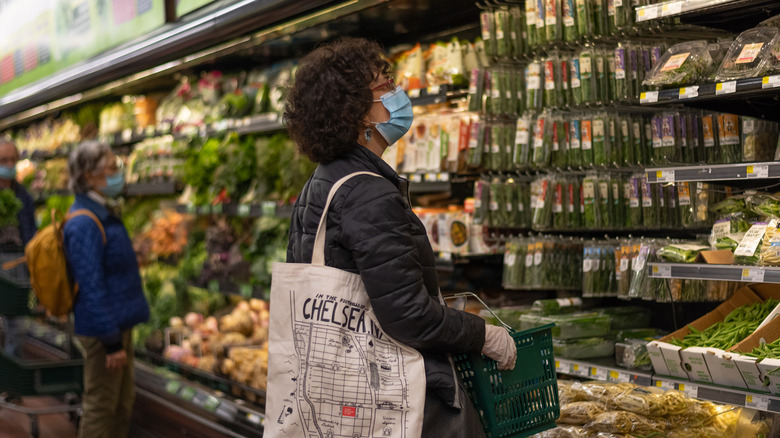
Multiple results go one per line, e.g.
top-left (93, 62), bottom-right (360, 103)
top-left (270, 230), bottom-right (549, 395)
top-left (73, 193), bottom-right (111, 222)
top-left (344, 146), bottom-right (410, 200)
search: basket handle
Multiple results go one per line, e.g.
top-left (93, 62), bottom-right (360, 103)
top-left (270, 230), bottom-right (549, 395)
top-left (444, 292), bottom-right (513, 332)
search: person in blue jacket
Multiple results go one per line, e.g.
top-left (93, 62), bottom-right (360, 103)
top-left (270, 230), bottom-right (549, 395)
top-left (64, 141), bottom-right (149, 438)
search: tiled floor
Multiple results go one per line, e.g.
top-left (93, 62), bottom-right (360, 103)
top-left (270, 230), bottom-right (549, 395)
top-left (0, 397), bottom-right (77, 438)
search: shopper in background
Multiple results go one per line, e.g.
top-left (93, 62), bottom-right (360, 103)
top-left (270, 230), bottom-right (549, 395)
top-left (284, 37), bottom-right (516, 437)
top-left (64, 142), bottom-right (149, 438)
top-left (0, 140), bottom-right (36, 246)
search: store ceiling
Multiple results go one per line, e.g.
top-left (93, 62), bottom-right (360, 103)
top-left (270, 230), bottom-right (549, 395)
top-left (0, 0), bottom-right (479, 130)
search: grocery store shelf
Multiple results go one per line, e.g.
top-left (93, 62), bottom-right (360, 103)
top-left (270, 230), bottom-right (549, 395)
top-left (647, 262), bottom-right (780, 284)
top-left (635, 0), bottom-right (780, 31)
top-left (408, 86), bottom-right (468, 107)
top-left (653, 375), bottom-right (780, 413)
top-left (405, 171), bottom-right (462, 194)
top-left (646, 162), bottom-right (780, 183)
top-left (125, 182), bottom-right (181, 196)
top-left (556, 356), bottom-right (653, 386)
top-left (556, 356), bottom-right (780, 413)
top-left (134, 359), bottom-right (265, 437)
top-left (639, 76), bottom-right (780, 121)
top-left (176, 202), bottom-right (293, 219)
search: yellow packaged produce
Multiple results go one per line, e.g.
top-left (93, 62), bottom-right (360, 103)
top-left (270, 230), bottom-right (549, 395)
top-left (558, 401), bottom-right (605, 425)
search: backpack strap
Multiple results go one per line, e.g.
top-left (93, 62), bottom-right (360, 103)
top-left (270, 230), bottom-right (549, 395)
top-left (66, 209), bottom-right (107, 246)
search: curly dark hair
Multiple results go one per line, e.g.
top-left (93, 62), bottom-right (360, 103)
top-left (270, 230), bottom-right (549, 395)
top-left (284, 37), bottom-right (389, 163)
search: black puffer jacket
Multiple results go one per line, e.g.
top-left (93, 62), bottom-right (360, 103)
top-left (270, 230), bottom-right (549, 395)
top-left (287, 145), bottom-right (486, 408)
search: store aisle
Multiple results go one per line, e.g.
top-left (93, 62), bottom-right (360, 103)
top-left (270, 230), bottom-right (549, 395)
top-left (0, 397), bottom-right (77, 438)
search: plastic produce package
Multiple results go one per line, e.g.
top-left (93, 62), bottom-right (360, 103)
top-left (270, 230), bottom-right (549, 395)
top-left (596, 306), bottom-right (651, 330)
top-left (540, 312), bottom-right (611, 339)
top-left (553, 337), bottom-right (614, 359)
top-left (644, 40), bottom-right (712, 87)
top-left (615, 338), bottom-right (652, 370)
top-left (715, 27), bottom-right (780, 81)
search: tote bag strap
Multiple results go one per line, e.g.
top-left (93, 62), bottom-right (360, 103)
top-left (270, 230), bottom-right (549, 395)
top-left (311, 171), bottom-right (382, 266)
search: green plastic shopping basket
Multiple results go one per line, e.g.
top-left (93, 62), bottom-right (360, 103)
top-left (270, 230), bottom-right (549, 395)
top-left (448, 293), bottom-right (560, 438)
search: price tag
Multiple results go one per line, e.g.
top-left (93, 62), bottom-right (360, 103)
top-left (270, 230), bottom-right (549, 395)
top-left (427, 85), bottom-right (441, 95)
top-left (747, 165), bottom-right (769, 179)
top-left (166, 380), bottom-right (182, 394)
top-left (179, 386), bottom-right (196, 401)
top-left (651, 264), bottom-right (672, 278)
top-left (762, 76), bottom-right (780, 89)
top-left (590, 367), bottom-right (608, 381)
top-left (202, 395), bottom-right (221, 412)
top-left (640, 91), bottom-right (659, 103)
top-left (661, 1), bottom-right (682, 16)
top-left (246, 413), bottom-right (262, 425)
top-left (238, 205), bottom-right (251, 217)
top-left (555, 360), bottom-right (563, 372)
top-left (742, 268), bottom-right (766, 283)
top-left (439, 252), bottom-right (453, 262)
top-left (121, 129), bottom-right (133, 143)
top-left (679, 86), bottom-right (699, 99)
top-left (678, 383), bottom-right (698, 398)
top-left (637, 5), bottom-right (658, 21)
top-left (410, 174), bottom-right (423, 183)
top-left (655, 380), bottom-right (675, 390)
top-left (655, 170), bottom-right (675, 183)
top-left (607, 370), bottom-right (631, 383)
top-left (425, 172), bottom-right (437, 182)
top-left (746, 394), bottom-right (770, 410)
top-left (438, 173), bottom-right (450, 182)
top-left (240, 284), bottom-right (253, 298)
top-left (571, 363), bottom-right (590, 377)
top-left (261, 201), bottom-right (277, 217)
top-left (716, 81), bottom-right (737, 95)
top-left (409, 89), bottom-right (421, 98)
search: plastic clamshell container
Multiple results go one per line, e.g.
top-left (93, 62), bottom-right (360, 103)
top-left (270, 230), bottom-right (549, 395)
top-left (643, 40), bottom-right (712, 87)
top-left (553, 337), bottom-right (615, 359)
top-left (519, 313), bottom-right (544, 331)
top-left (539, 312), bottom-right (611, 339)
top-left (595, 306), bottom-right (651, 330)
top-left (615, 339), bottom-right (652, 370)
top-left (759, 14), bottom-right (780, 29)
top-left (715, 27), bottom-right (780, 81)
top-left (479, 306), bottom-right (536, 330)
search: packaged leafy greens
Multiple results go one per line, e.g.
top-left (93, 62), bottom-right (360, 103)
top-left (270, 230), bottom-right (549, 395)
top-left (597, 174), bottom-right (611, 228)
top-left (677, 182), bottom-right (695, 228)
top-left (553, 177), bottom-right (568, 229)
top-left (532, 112), bottom-right (552, 168)
top-left (579, 47), bottom-right (597, 104)
top-left (640, 175), bottom-right (657, 229)
top-left (509, 7), bottom-right (525, 58)
top-left (657, 243), bottom-right (709, 263)
top-left (581, 116), bottom-right (594, 167)
top-left (526, 61), bottom-right (543, 111)
top-left (532, 176), bottom-right (554, 230)
top-left (488, 123), bottom-right (503, 170)
top-left (582, 173), bottom-right (599, 228)
top-left (545, 0), bottom-right (562, 42)
top-left (489, 177), bottom-right (507, 227)
top-left (700, 112), bottom-right (720, 163)
top-left (595, 49), bottom-right (608, 104)
top-left (611, 174), bottom-right (625, 229)
top-left (626, 176), bottom-right (642, 228)
top-left (560, 56), bottom-right (572, 108)
top-left (734, 221), bottom-right (770, 265)
top-left (562, 0), bottom-right (577, 42)
top-left (514, 116), bottom-right (533, 169)
top-left (742, 117), bottom-right (780, 162)
top-left (592, 113), bottom-right (608, 167)
top-left (552, 116), bottom-right (568, 168)
top-left (553, 337), bottom-right (614, 359)
top-left (619, 114), bottom-right (634, 166)
top-left (570, 56), bottom-right (583, 106)
top-left (575, 0), bottom-right (592, 39)
top-left (535, 0), bottom-right (547, 45)
top-left (607, 114), bottom-right (620, 165)
top-left (480, 11), bottom-right (497, 57)
top-left (644, 40), bottom-right (712, 87)
top-left (467, 119), bottom-right (485, 169)
top-left (715, 27), bottom-right (780, 81)
top-left (614, 44), bottom-right (629, 102)
top-left (467, 68), bottom-right (485, 112)
top-left (591, 0), bottom-right (606, 37)
top-left (543, 55), bottom-right (561, 109)
top-left (543, 312), bottom-right (611, 339)
top-left (525, 1), bottom-right (538, 48)
top-left (568, 177), bottom-right (583, 228)
top-left (569, 117), bottom-right (583, 167)
top-left (493, 9), bottom-right (510, 58)
top-left (472, 178), bottom-right (489, 225)
top-left (718, 113), bottom-right (741, 163)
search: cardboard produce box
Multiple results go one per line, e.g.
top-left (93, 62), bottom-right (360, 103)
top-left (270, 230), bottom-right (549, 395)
top-left (647, 286), bottom-right (763, 384)
top-left (728, 310), bottom-right (780, 395)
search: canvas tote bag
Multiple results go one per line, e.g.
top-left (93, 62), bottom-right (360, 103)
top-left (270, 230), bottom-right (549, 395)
top-left (265, 171), bottom-right (426, 438)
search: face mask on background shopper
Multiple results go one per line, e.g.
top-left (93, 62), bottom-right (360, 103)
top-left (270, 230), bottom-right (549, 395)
top-left (101, 172), bottom-right (125, 198)
top-left (0, 165), bottom-right (16, 180)
top-left (371, 85), bottom-right (414, 145)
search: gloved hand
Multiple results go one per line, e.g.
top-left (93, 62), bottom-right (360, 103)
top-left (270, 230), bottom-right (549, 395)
top-left (482, 324), bottom-right (517, 370)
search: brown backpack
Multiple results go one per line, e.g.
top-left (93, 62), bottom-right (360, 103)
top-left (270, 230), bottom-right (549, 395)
top-left (7, 210), bottom-right (106, 316)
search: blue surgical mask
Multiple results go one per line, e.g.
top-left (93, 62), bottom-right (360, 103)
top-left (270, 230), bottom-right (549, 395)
top-left (0, 165), bottom-right (16, 180)
top-left (372, 86), bottom-right (413, 145)
top-left (101, 172), bottom-right (125, 198)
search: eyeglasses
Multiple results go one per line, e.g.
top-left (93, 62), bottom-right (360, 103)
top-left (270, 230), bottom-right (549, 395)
top-left (371, 76), bottom-right (395, 92)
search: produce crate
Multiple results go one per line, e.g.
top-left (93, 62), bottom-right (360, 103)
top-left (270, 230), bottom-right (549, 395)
top-left (0, 335), bottom-right (83, 396)
top-left (0, 253), bottom-right (31, 316)
top-left (449, 293), bottom-right (559, 438)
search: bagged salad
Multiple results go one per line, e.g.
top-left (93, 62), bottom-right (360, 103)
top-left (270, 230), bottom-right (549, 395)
top-left (644, 40), bottom-right (712, 87)
top-left (715, 27), bottom-right (780, 81)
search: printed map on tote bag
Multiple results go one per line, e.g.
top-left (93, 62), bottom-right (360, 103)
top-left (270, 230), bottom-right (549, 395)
top-left (264, 172), bottom-right (426, 438)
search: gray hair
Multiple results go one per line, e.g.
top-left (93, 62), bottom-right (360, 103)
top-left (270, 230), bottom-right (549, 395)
top-left (68, 141), bottom-right (112, 194)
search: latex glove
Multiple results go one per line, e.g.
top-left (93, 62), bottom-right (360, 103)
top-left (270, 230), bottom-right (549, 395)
top-left (482, 324), bottom-right (517, 370)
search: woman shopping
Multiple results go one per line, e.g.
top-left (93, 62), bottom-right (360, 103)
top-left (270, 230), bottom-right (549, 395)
top-left (274, 37), bottom-right (517, 437)
top-left (64, 142), bottom-right (149, 438)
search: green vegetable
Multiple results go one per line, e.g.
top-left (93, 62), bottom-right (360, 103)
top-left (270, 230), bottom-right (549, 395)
top-left (0, 189), bottom-right (22, 228)
top-left (657, 244), bottom-right (708, 263)
top-left (670, 300), bottom-right (780, 349)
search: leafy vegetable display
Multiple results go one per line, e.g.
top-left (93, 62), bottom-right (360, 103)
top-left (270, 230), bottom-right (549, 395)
top-left (643, 40), bottom-right (712, 87)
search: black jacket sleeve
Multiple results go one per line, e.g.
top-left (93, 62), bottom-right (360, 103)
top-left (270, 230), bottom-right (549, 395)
top-left (338, 176), bottom-right (486, 355)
